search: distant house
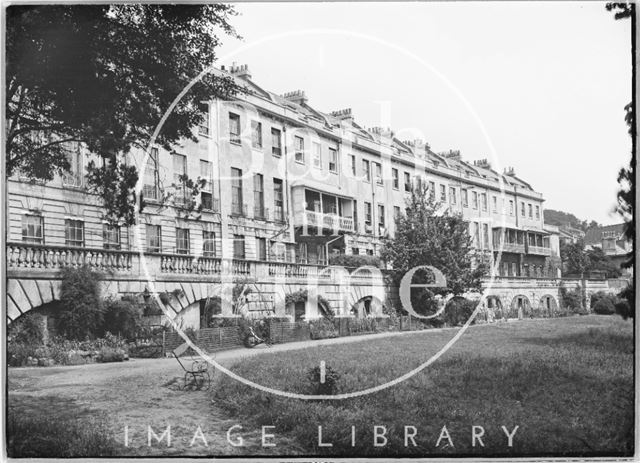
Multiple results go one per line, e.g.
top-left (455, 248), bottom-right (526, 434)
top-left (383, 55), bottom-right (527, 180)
top-left (584, 223), bottom-right (633, 275)
top-left (557, 226), bottom-right (585, 246)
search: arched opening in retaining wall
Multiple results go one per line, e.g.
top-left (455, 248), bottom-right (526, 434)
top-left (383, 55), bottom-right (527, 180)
top-left (9, 300), bottom-right (62, 340)
top-left (537, 294), bottom-right (559, 318)
top-left (200, 296), bottom-right (222, 328)
top-left (486, 295), bottom-right (504, 320)
top-left (283, 289), bottom-right (333, 321)
top-left (508, 295), bottom-right (532, 319)
top-left (350, 296), bottom-right (383, 318)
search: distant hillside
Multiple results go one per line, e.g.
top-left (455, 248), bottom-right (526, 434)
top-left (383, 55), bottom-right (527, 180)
top-left (544, 209), bottom-right (599, 232)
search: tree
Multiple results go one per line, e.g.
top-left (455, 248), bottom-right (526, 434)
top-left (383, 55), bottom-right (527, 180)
top-left (58, 266), bottom-right (104, 340)
top-left (585, 247), bottom-right (622, 278)
top-left (560, 239), bottom-right (590, 277)
top-left (606, 3), bottom-right (635, 266)
top-left (380, 183), bottom-right (487, 315)
top-left (606, 2), bottom-right (634, 316)
top-left (6, 5), bottom-right (242, 224)
top-left (560, 239), bottom-right (622, 278)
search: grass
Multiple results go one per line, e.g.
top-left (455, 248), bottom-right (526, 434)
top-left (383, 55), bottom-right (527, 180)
top-left (212, 315), bottom-right (634, 457)
top-left (7, 395), bottom-right (123, 457)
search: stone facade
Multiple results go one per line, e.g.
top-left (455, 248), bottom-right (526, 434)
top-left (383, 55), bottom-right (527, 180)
top-left (8, 63), bottom-right (601, 329)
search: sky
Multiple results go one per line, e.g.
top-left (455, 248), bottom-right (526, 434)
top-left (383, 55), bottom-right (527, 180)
top-left (216, 2), bottom-right (632, 225)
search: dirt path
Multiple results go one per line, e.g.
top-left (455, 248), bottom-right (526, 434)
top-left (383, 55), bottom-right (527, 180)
top-left (7, 323), bottom-right (504, 456)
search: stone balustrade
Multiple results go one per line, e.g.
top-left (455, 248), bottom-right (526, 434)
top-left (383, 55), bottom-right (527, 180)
top-left (7, 242), bottom-right (134, 272)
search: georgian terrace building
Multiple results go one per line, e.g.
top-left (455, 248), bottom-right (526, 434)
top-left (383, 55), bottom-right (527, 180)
top-left (7, 63), bottom-right (566, 324)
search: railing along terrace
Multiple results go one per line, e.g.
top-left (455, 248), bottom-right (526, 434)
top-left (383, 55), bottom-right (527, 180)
top-left (7, 242), bottom-right (134, 272)
top-left (160, 254), bottom-right (222, 275)
top-left (7, 243), bottom-right (385, 283)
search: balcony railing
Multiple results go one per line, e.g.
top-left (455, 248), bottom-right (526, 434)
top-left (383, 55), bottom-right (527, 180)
top-left (273, 206), bottom-right (285, 223)
top-left (298, 211), bottom-right (354, 232)
top-left (254, 206), bottom-right (268, 221)
top-left (495, 242), bottom-right (526, 253)
top-left (231, 203), bottom-right (249, 217)
top-left (527, 245), bottom-right (552, 256)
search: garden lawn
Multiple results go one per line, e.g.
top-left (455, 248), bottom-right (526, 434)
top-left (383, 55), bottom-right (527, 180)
top-left (212, 315), bottom-right (634, 457)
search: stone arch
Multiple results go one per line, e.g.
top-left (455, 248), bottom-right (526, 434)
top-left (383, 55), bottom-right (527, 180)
top-left (350, 295), bottom-right (384, 318)
top-left (345, 282), bottom-right (386, 316)
top-left (8, 300), bottom-right (63, 342)
top-left (537, 294), bottom-right (559, 318)
top-left (7, 278), bottom-right (62, 323)
top-left (280, 287), bottom-right (334, 321)
top-left (486, 295), bottom-right (504, 321)
top-left (199, 295), bottom-right (223, 328)
top-left (508, 295), bottom-right (532, 319)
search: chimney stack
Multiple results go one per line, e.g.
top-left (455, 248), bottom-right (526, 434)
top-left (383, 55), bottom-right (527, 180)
top-left (229, 63), bottom-right (252, 80)
top-left (473, 158), bottom-right (491, 169)
top-left (440, 149), bottom-right (461, 161)
top-left (282, 90), bottom-right (308, 106)
top-left (368, 127), bottom-right (394, 138)
top-left (330, 108), bottom-right (353, 123)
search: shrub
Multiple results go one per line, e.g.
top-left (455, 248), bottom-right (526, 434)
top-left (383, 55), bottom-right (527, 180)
top-left (615, 300), bottom-right (632, 320)
top-left (309, 318), bottom-right (338, 340)
top-left (560, 284), bottom-right (584, 313)
top-left (617, 284), bottom-right (634, 319)
top-left (143, 298), bottom-right (164, 316)
top-left (96, 347), bottom-right (126, 363)
top-left (444, 297), bottom-right (476, 326)
top-left (58, 266), bottom-right (104, 340)
top-left (208, 317), bottom-right (240, 328)
top-left (425, 315), bottom-right (445, 328)
top-left (128, 344), bottom-right (163, 358)
top-left (7, 343), bottom-right (38, 367)
top-left (593, 298), bottom-right (615, 315)
top-left (307, 365), bottom-right (340, 395)
top-left (328, 253), bottom-right (381, 268)
top-left (102, 298), bottom-right (142, 340)
top-left (590, 291), bottom-right (612, 309)
top-left (8, 312), bottom-right (46, 346)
